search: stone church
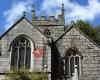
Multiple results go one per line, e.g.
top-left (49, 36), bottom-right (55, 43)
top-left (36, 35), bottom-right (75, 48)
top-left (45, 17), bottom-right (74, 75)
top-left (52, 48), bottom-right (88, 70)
top-left (0, 4), bottom-right (100, 80)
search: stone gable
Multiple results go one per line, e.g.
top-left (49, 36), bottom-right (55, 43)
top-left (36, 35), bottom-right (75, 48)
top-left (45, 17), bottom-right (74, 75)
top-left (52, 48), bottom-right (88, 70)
top-left (56, 26), bottom-right (100, 80)
top-left (0, 17), bottom-right (51, 75)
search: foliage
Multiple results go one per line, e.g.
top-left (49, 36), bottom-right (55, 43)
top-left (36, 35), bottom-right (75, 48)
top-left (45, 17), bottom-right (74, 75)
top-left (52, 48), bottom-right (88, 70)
top-left (6, 67), bottom-right (47, 80)
top-left (94, 25), bottom-right (100, 45)
top-left (74, 20), bottom-right (100, 45)
top-left (95, 25), bottom-right (100, 35)
top-left (75, 20), bottom-right (96, 37)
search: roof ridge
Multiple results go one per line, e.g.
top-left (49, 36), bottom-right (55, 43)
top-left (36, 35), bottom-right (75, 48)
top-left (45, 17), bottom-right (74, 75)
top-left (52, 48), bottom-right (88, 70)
top-left (0, 16), bottom-right (25, 39)
top-left (54, 24), bottom-right (100, 48)
top-left (0, 16), bottom-right (47, 39)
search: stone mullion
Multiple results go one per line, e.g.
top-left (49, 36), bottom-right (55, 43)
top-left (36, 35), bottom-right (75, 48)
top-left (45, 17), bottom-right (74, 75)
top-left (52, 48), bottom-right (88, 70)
top-left (42, 38), bottom-right (47, 71)
top-left (17, 47), bottom-right (19, 69)
top-left (69, 57), bottom-right (70, 77)
top-left (24, 40), bottom-right (26, 68)
top-left (63, 59), bottom-right (65, 75)
top-left (74, 56), bottom-right (75, 74)
top-left (43, 44), bottom-right (46, 70)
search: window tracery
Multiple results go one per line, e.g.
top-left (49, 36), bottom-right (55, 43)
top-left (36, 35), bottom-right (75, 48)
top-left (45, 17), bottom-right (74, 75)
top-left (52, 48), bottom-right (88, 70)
top-left (64, 47), bottom-right (80, 77)
top-left (11, 37), bottom-right (31, 69)
top-left (44, 29), bottom-right (51, 37)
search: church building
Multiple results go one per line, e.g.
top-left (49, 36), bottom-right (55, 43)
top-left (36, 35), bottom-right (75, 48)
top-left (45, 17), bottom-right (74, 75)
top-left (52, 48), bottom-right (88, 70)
top-left (0, 4), bottom-right (100, 80)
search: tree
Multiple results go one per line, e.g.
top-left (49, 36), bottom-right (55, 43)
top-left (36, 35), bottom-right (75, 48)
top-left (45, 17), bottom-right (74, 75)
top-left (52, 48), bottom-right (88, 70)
top-left (94, 25), bottom-right (100, 45)
top-left (74, 20), bottom-right (100, 45)
top-left (94, 25), bottom-right (100, 41)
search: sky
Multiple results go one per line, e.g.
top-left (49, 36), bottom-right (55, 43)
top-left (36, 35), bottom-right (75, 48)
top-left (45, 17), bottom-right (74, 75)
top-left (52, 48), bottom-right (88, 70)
top-left (0, 0), bottom-right (100, 35)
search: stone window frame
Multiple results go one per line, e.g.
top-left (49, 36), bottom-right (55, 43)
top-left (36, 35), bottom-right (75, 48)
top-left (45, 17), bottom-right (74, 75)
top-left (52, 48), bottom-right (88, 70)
top-left (44, 28), bottom-right (51, 37)
top-left (65, 55), bottom-right (80, 77)
top-left (42, 39), bottom-right (48, 71)
top-left (9, 35), bottom-right (34, 70)
top-left (63, 46), bottom-right (82, 79)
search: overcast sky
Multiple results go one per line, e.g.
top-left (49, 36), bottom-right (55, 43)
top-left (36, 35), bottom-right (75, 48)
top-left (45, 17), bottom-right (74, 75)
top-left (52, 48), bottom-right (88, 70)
top-left (0, 0), bottom-right (100, 35)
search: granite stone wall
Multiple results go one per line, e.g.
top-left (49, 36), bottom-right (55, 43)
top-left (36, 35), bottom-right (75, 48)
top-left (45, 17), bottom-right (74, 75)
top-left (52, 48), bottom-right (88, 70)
top-left (36, 25), bottom-right (64, 41)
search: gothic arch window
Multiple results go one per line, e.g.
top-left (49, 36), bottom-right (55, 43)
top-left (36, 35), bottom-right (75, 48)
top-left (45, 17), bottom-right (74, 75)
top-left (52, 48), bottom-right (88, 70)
top-left (44, 29), bottom-right (51, 37)
top-left (64, 47), bottom-right (80, 78)
top-left (11, 36), bottom-right (31, 69)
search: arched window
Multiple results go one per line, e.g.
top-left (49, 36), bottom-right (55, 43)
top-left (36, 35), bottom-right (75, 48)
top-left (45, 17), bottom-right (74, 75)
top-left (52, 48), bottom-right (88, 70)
top-left (64, 47), bottom-right (80, 78)
top-left (11, 36), bottom-right (31, 69)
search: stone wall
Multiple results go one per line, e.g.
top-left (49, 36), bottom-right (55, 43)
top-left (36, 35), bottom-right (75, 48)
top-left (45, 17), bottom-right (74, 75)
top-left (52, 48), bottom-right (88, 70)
top-left (0, 75), bottom-right (5, 80)
top-left (56, 26), bottom-right (100, 80)
top-left (31, 3), bottom-right (64, 26)
top-left (36, 25), bottom-right (64, 41)
top-left (32, 16), bottom-right (64, 26)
